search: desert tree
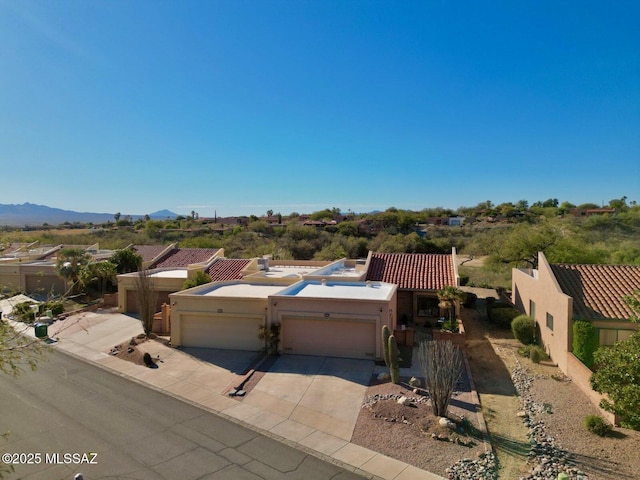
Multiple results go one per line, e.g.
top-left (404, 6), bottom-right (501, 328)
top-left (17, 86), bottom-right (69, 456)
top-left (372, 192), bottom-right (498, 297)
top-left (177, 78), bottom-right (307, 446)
top-left (135, 268), bottom-right (157, 336)
top-left (418, 340), bottom-right (462, 417)
top-left (110, 248), bottom-right (143, 274)
top-left (79, 260), bottom-right (118, 296)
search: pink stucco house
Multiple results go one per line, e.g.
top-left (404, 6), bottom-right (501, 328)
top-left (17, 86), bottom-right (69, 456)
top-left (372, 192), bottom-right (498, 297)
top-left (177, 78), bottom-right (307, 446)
top-left (512, 251), bottom-right (639, 420)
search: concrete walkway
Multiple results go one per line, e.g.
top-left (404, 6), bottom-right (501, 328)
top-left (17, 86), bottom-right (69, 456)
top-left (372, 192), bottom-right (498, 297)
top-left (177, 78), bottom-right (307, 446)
top-left (7, 307), bottom-right (444, 480)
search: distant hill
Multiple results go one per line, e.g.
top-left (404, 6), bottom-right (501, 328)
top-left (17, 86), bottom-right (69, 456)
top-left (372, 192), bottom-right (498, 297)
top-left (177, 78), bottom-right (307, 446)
top-left (0, 203), bottom-right (177, 227)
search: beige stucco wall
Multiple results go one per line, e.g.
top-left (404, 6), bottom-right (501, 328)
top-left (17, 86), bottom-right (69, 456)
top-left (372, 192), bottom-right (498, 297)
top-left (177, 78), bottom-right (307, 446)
top-left (117, 269), bottom-right (188, 313)
top-left (512, 252), bottom-right (573, 373)
top-left (269, 286), bottom-right (397, 359)
top-left (169, 281), bottom-right (270, 348)
top-left (0, 263), bottom-right (21, 292)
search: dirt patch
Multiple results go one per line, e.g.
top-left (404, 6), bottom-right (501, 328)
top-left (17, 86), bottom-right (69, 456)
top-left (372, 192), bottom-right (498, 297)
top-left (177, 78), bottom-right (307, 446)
top-left (351, 371), bottom-right (488, 478)
top-left (108, 335), bottom-right (163, 367)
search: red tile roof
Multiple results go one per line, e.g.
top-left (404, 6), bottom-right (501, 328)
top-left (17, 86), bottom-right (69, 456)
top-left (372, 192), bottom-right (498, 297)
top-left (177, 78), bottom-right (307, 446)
top-left (207, 258), bottom-right (251, 281)
top-left (131, 245), bottom-right (167, 262)
top-left (551, 263), bottom-right (640, 320)
top-left (366, 252), bottom-right (456, 290)
top-left (152, 248), bottom-right (218, 268)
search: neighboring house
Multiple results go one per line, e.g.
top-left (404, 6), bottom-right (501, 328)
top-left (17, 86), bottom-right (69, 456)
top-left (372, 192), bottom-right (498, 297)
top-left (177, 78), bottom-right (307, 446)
top-left (117, 247), bottom-right (223, 313)
top-left (0, 243), bottom-right (111, 296)
top-left (512, 251), bottom-right (640, 421)
top-left (365, 251), bottom-right (459, 326)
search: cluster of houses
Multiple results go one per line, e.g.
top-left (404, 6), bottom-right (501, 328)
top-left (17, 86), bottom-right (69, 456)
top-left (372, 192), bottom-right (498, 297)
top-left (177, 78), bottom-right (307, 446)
top-left (1, 241), bottom-right (638, 418)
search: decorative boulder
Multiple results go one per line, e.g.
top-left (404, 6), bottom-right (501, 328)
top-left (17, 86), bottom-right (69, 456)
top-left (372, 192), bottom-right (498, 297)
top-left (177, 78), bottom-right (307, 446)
top-left (409, 376), bottom-right (422, 387)
top-left (438, 417), bottom-right (457, 430)
top-left (377, 372), bottom-right (391, 381)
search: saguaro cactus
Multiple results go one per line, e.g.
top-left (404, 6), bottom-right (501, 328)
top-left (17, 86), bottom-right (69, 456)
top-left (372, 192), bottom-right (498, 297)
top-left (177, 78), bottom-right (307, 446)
top-left (381, 325), bottom-right (391, 368)
top-left (389, 334), bottom-right (400, 384)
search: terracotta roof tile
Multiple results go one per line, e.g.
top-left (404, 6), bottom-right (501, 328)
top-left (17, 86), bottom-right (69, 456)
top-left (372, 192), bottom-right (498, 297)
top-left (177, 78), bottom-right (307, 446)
top-left (365, 252), bottom-right (456, 290)
top-left (131, 245), bottom-right (167, 262)
top-left (152, 248), bottom-right (218, 268)
top-left (551, 263), bottom-right (640, 320)
top-left (207, 259), bottom-right (251, 281)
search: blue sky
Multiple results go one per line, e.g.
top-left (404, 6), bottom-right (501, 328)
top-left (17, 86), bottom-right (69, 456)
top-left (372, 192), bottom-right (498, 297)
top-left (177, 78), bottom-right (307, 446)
top-left (1, 1), bottom-right (638, 218)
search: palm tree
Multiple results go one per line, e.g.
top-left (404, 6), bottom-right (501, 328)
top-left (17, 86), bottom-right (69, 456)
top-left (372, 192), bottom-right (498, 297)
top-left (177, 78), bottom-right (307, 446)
top-left (437, 286), bottom-right (467, 322)
top-left (56, 248), bottom-right (92, 295)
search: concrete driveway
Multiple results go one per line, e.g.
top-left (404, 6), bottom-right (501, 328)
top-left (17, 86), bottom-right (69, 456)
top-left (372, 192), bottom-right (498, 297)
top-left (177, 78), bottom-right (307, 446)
top-left (242, 354), bottom-right (375, 441)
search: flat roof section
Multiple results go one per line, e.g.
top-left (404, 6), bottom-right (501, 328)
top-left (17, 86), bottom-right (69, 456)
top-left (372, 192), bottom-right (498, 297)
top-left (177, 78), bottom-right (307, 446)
top-left (150, 269), bottom-right (188, 279)
top-left (260, 265), bottom-right (321, 278)
top-left (199, 282), bottom-right (286, 299)
top-left (278, 281), bottom-right (396, 301)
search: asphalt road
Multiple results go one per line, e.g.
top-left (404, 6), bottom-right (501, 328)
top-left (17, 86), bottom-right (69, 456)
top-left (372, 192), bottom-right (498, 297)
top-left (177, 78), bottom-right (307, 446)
top-left (0, 350), bottom-right (367, 480)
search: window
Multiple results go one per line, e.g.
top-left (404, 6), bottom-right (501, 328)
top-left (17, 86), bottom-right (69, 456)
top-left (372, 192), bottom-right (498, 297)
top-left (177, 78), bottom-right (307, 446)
top-left (600, 329), bottom-right (635, 346)
top-left (416, 295), bottom-right (439, 317)
top-left (529, 300), bottom-right (536, 320)
top-left (546, 313), bottom-right (554, 331)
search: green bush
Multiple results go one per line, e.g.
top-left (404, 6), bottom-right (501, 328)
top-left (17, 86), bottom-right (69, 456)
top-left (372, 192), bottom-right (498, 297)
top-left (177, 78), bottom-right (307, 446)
top-left (43, 301), bottom-right (64, 317)
top-left (459, 274), bottom-right (469, 286)
top-left (583, 415), bottom-right (612, 436)
top-left (487, 303), bottom-right (521, 328)
top-left (573, 320), bottom-right (598, 368)
top-left (183, 270), bottom-right (212, 290)
top-left (441, 319), bottom-right (459, 333)
top-left (12, 301), bottom-right (38, 322)
top-left (511, 315), bottom-right (536, 345)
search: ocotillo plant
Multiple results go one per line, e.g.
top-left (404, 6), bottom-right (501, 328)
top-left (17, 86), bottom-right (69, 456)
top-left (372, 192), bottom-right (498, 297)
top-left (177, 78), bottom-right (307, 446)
top-left (381, 325), bottom-right (391, 368)
top-left (389, 334), bottom-right (400, 384)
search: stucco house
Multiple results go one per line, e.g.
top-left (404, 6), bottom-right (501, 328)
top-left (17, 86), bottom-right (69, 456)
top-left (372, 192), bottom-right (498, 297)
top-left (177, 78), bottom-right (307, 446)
top-left (117, 246), bottom-right (223, 313)
top-left (512, 251), bottom-right (639, 419)
top-left (0, 243), bottom-right (113, 296)
top-left (365, 250), bottom-right (459, 326)
top-left (164, 251), bottom-right (457, 360)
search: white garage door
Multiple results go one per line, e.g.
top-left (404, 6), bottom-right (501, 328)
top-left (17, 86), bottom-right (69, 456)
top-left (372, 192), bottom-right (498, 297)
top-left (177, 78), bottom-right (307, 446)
top-left (181, 315), bottom-right (263, 351)
top-left (281, 317), bottom-right (376, 359)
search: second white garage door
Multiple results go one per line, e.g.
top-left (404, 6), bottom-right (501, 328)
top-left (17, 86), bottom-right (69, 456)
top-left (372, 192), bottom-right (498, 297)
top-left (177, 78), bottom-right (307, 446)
top-left (281, 317), bottom-right (376, 359)
top-left (180, 315), bottom-right (264, 351)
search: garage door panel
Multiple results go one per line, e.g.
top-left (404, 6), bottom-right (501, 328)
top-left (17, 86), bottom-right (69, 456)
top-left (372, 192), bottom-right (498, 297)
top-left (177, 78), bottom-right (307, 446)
top-left (282, 318), bottom-right (376, 359)
top-left (181, 315), bottom-right (263, 351)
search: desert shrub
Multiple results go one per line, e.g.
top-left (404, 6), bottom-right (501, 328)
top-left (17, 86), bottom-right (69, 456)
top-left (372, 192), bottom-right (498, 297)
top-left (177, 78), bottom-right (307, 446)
top-left (487, 303), bottom-right (521, 328)
top-left (518, 345), bottom-right (548, 363)
top-left (529, 345), bottom-right (543, 364)
top-left (511, 315), bottom-right (536, 345)
top-left (42, 300), bottom-right (64, 317)
top-left (459, 274), bottom-right (469, 286)
top-left (13, 301), bottom-right (38, 322)
top-left (583, 415), bottom-right (612, 436)
top-left (441, 319), bottom-right (459, 333)
top-left (13, 300), bottom-right (65, 322)
top-left (573, 320), bottom-right (598, 368)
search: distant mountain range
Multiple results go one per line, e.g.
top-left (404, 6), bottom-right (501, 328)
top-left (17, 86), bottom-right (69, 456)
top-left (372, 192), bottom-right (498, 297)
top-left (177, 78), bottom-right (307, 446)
top-left (0, 203), bottom-right (178, 227)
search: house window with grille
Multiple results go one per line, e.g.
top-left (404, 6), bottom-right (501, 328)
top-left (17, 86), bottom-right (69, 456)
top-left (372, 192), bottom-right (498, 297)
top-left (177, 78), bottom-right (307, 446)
top-left (546, 313), bottom-right (554, 331)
